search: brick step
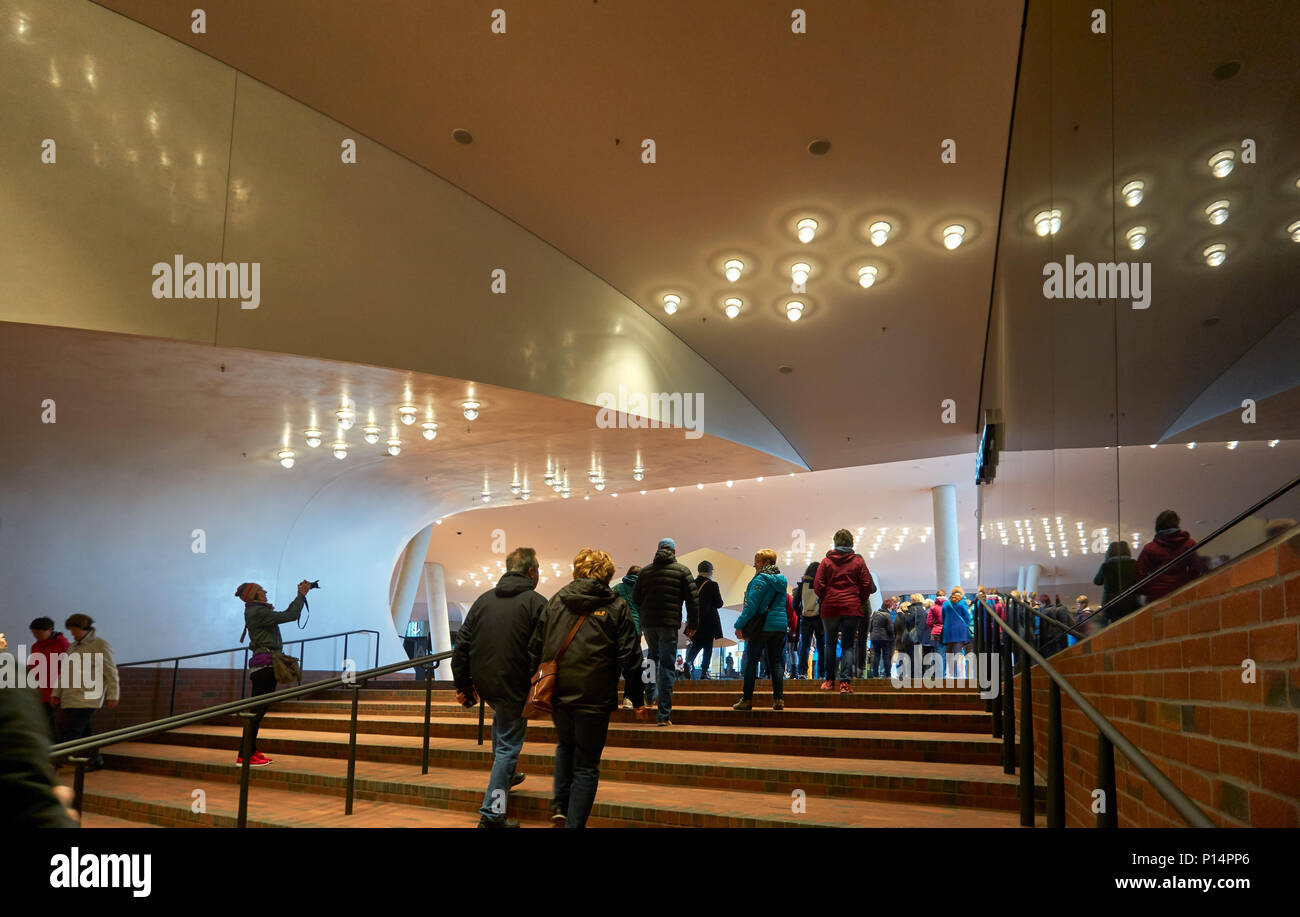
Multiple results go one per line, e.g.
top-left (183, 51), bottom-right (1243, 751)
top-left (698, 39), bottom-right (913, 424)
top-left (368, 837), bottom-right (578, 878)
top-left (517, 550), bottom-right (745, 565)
top-left (75, 769), bottom-right (549, 828)
top-left (153, 716), bottom-right (1008, 765)
top-left (306, 691), bottom-right (988, 711)
top-left (112, 727), bottom-right (1039, 811)
top-left (79, 747), bottom-right (1028, 828)
top-left (279, 700), bottom-right (988, 732)
top-left (80, 812), bottom-right (163, 828)
top-left (328, 678), bottom-right (975, 699)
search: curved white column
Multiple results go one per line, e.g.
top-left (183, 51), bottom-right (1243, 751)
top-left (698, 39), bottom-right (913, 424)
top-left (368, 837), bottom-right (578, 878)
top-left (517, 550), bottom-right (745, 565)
top-left (421, 562), bottom-right (452, 660)
top-left (1024, 563), bottom-right (1042, 597)
top-left (931, 484), bottom-right (960, 594)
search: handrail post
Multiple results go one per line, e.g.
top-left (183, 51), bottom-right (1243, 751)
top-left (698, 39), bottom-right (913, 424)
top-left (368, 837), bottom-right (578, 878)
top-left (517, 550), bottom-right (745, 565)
top-left (1097, 732), bottom-right (1118, 828)
top-left (1048, 681), bottom-right (1064, 827)
top-left (236, 712), bottom-right (256, 828)
top-left (345, 681), bottom-right (362, 815)
top-left (422, 664), bottom-right (433, 775)
top-left (1019, 650), bottom-right (1035, 826)
top-left (477, 696), bottom-right (485, 746)
top-left (1002, 614), bottom-right (1015, 774)
top-left (991, 618), bottom-right (1003, 740)
top-left (241, 648), bottom-right (249, 700)
top-left (343, 634), bottom-right (349, 670)
top-left (170, 658), bottom-right (180, 718)
top-left (298, 641), bottom-right (305, 685)
top-left (70, 756), bottom-right (89, 816)
top-left (374, 634), bottom-right (380, 672)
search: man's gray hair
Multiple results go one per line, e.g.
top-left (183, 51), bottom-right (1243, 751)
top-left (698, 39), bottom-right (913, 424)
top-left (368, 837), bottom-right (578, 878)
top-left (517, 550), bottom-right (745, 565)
top-left (506, 547), bottom-right (539, 574)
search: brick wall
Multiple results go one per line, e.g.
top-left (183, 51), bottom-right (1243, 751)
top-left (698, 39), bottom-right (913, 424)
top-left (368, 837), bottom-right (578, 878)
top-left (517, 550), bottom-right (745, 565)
top-left (1011, 526), bottom-right (1300, 827)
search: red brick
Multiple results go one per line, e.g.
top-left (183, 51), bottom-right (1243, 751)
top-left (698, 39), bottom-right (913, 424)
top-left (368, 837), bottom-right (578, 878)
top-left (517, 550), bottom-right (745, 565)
top-left (1196, 571), bottom-right (1232, 599)
top-left (1218, 744), bottom-right (1259, 782)
top-left (1185, 736), bottom-right (1218, 771)
top-left (1249, 621), bottom-right (1299, 664)
top-left (1285, 575), bottom-right (1300, 618)
top-left (1220, 591), bottom-right (1261, 628)
top-left (1163, 671), bottom-right (1190, 699)
top-left (1261, 584), bottom-right (1285, 622)
top-left (1161, 731), bottom-right (1188, 762)
top-left (1249, 710), bottom-right (1299, 752)
top-left (1230, 551), bottom-right (1276, 589)
top-left (1133, 612), bottom-right (1153, 644)
top-left (1170, 590), bottom-right (1194, 608)
top-left (1156, 642), bottom-right (1182, 669)
top-left (1187, 671), bottom-right (1221, 701)
top-left (1163, 609), bottom-right (1189, 639)
top-left (1190, 599), bottom-right (1221, 634)
top-left (1210, 631), bottom-right (1250, 666)
top-left (1249, 791), bottom-right (1299, 827)
top-left (1221, 669), bottom-right (1263, 704)
top-left (1278, 535), bottom-right (1300, 576)
top-left (1178, 768), bottom-right (1214, 807)
top-left (1258, 750), bottom-right (1300, 795)
top-left (1182, 637), bottom-right (1211, 668)
top-left (1210, 707), bottom-right (1249, 742)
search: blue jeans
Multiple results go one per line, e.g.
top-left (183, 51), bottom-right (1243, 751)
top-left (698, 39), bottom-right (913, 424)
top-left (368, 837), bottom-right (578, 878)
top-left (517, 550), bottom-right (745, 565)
top-left (644, 625), bottom-right (678, 723)
top-left (798, 617), bottom-right (825, 679)
top-left (58, 706), bottom-right (103, 767)
top-left (823, 617), bottom-right (858, 682)
top-left (742, 633), bottom-right (786, 700)
top-left (684, 636), bottom-right (713, 677)
top-left (552, 707), bottom-right (610, 828)
top-left (870, 640), bottom-right (894, 678)
top-left (479, 700), bottom-right (526, 821)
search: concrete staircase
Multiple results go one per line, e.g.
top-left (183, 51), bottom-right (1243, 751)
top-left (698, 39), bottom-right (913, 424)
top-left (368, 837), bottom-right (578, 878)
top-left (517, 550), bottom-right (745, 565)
top-left (76, 678), bottom-right (1043, 828)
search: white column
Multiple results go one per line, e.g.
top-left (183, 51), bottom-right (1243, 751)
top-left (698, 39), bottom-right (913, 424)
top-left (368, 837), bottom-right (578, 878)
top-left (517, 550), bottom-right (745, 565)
top-left (422, 562), bottom-right (452, 659)
top-left (390, 523), bottom-right (435, 635)
top-left (931, 484), bottom-right (960, 594)
top-left (1024, 563), bottom-right (1042, 597)
top-left (1016, 565), bottom-right (1027, 594)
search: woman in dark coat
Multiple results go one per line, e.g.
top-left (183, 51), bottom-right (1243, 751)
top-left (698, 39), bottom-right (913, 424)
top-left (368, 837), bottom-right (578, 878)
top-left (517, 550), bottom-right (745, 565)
top-left (1093, 541), bottom-right (1139, 622)
top-left (684, 561), bottom-right (724, 677)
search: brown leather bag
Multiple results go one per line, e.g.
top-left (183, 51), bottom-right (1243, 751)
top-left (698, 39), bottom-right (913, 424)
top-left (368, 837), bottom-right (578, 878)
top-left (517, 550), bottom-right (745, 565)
top-left (522, 612), bottom-right (589, 718)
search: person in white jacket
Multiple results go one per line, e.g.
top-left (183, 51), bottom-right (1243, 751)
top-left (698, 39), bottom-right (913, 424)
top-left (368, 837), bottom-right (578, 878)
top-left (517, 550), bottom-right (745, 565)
top-left (51, 614), bottom-right (119, 770)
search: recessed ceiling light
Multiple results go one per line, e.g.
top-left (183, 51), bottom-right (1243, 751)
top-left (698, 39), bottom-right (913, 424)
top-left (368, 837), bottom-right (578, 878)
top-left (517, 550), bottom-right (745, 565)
top-left (857, 265), bottom-right (878, 288)
top-left (1205, 200), bottom-right (1230, 225)
top-left (778, 365), bottom-right (793, 374)
top-left (363, 423), bottom-right (381, 445)
top-left (663, 293), bottom-right (680, 315)
top-left (1126, 226), bottom-right (1147, 250)
top-left (791, 262), bottom-right (810, 285)
top-left (1287, 220), bottom-right (1300, 243)
top-left (452, 128), bottom-right (473, 144)
top-left (1227, 441), bottom-right (1238, 450)
top-left (786, 301), bottom-right (805, 322)
top-left (796, 218), bottom-right (818, 244)
top-left (942, 224), bottom-right (966, 250)
top-left (724, 297), bottom-right (742, 319)
top-left (278, 449), bottom-right (295, 469)
top-left (808, 138), bottom-right (831, 155)
top-left (1212, 60), bottom-right (1241, 80)
top-left (461, 400), bottom-right (481, 421)
top-left (1202, 243), bottom-right (1227, 267)
top-left (304, 428), bottom-right (322, 448)
top-left (1033, 209), bottom-right (1062, 236)
top-left (1121, 180), bottom-right (1144, 207)
top-left (1208, 150), bottom-right (1234, 178)
top-left (724, 259), bottom-right (744, 282)
top-left (869, 221), bottom-right (891, 246)
top-left (421, 421), bottom-right (438, 440)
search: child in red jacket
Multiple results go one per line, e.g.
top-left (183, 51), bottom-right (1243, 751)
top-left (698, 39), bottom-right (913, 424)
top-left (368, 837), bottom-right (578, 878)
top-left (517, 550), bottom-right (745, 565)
top-left (28, 617), bottom-right (69, 736)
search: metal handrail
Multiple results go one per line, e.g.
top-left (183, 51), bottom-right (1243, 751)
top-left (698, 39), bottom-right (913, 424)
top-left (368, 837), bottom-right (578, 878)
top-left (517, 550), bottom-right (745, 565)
top-left (115, 629), bottom-right (382, 717)
top-left (976, 595), bottom-right (1213, 828)
top-left (53, 649), bottom-right (451, 826)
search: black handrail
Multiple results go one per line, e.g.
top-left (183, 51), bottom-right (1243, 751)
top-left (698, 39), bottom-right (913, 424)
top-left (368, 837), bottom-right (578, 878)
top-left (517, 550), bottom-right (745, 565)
top-left (976, 595), bottom-right (1213, 828)
top-left (53, 649), bottom-right (450, 826)
top-left (116, 629), bottom-right (382, 718)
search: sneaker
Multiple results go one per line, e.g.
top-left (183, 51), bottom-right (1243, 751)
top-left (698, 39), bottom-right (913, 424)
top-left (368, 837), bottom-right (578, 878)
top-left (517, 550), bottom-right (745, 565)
top-left (550, 804), bottom-right (567, 827)
top-left (621, 698), bottom-right (634, 709)
top-left (478, 815), bottom-right (520, 829)
top-left (773, 698), bottom-right (785, 710)
top-left (839, 681), bottom-right (853, 694)
top-left (656, 718), bottom-right (672, 726)
top-left (510, 772), bottom-right (526, 787)
top-left (236, 754), bottom-right (271, 767)
top-left (819, 680), bottom-right (834, 691)
top-left (732, 697), bottom-right (752, 711)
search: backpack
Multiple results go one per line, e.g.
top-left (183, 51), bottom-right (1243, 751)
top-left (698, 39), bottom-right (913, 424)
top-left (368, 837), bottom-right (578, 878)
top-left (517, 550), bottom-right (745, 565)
top-left (800, 581), bottom-right (820, 618)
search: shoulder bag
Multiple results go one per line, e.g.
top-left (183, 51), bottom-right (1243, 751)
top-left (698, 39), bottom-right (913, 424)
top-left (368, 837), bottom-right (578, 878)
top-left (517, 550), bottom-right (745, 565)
top-left (523, 612), bottom-right (589, 718)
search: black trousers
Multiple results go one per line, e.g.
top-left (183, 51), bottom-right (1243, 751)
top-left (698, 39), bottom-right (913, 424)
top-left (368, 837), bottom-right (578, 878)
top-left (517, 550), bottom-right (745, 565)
top-left (245, 667), bottom-right (277, 756)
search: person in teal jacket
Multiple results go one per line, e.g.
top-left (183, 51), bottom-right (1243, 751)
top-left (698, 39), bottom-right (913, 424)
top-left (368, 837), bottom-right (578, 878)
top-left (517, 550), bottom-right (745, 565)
top-left (732, 549), bottom-right (789, 711)
top-left (612, 566), bottom-right (642, 709)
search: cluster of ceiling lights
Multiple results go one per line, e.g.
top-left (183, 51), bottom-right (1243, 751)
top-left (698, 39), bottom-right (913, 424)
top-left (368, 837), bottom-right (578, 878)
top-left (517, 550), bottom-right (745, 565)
top-left (475, 455), bottom-right (647, 504)
top-left (660, 214), bottom-right (967, 323)
top-left (1147, 439), bottom-right (1280, 450)
top-left (1108, 153), bottom-right (1300, 263)
top-left (277, 392), bottom-right (482, 468)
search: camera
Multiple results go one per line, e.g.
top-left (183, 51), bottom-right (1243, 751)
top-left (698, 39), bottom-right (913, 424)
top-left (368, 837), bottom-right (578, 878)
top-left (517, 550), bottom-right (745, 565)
top-left (307, 580), bottom-right (321, 590)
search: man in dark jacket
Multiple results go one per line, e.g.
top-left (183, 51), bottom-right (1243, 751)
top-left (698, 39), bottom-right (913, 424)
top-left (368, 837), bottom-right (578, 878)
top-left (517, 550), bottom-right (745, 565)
top-left (685, 561), bottom-right (724, 678)
top-left (633, 538), bottom-right (700, 725)
top-left (452, 547), bottom-right (548, 828)
top-left (1094, 541), bottom-right (1139, 622)
top-left (1136, 511), bottom-right (1205, 603)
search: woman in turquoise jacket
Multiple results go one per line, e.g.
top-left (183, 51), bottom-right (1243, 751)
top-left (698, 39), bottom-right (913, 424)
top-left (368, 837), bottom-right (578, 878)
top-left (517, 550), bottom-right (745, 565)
top-left (941, 587), bottom-right (974, 677)
top-left (732, 549), bottom-right (789, 711)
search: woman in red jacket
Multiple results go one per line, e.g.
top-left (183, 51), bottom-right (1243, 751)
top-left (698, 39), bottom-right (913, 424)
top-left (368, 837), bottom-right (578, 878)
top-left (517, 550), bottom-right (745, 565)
top-left (812, 529), bottom-right (877, 693)
top-left (27, 617), bottom-right (69, 737)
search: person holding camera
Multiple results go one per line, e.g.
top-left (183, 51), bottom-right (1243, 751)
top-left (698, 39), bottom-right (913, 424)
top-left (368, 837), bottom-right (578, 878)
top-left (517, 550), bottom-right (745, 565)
top-left (452, 547), bottom-right (548, 828)
top-left (235, 580), bottom-right (311, 767)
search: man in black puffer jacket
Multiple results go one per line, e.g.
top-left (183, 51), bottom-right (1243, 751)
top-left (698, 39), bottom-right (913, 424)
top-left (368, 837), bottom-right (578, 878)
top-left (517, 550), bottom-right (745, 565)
top-left (633, 538), bottom-right (700, 725)
top-left (452, 547), bottom-right (548, 828)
